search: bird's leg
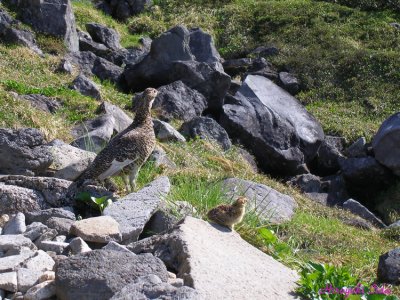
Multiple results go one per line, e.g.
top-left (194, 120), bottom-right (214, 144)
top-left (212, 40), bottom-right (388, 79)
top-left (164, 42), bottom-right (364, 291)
top-left (129, 164), bottom-right (140, 192)
top-left (123, 174), bottom-right (130, 193)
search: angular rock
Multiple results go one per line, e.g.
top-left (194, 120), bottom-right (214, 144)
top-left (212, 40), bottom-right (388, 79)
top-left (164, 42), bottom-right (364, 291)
top-left (0, 176), bottom-right (73, 208)
top-left (153, 119), bottom-right (186, 143)
top-left (69, 237), bottom-right (91, 255)
top-left (92, 56), bottom-right (123, 84)
top-left (55, 250), bottom-right (169, 300)
top-left (3, 213), bottom-right (26, 235)
top-left (70, 74), bottom-right (101, 100)
top-left (123, 26), bottom-right (230, 111)
top-left (103, 176), bottom-right (170, 243)
top-left (288, 174), bottom-right (324, 194)
top-left (17, 268), bottom-right (43, 293)
top-left (0, 272), bottom-right (17, 292)
top-left (23, 223), bottom-right (49, 242)
top-left (133, 81), bottom-right (207, 122)
top-left (220, 75), bottom-right (324, 176)
top-left (0, 128), bottom-right (52, 176)
top-left (343, 199), bottom-right (386, 228)
top-left (23, 250), bottom-right (55, 272)
top-left (189, 27), bottom-right (221, 65)
top-left (0, 185), bottom-right (47, 215)
top-left (25, 208), bottom-right (75, 225)
top-left (0, 9), bottom-right (42, 55)
top-left (46, 141), bottom-right (96, 181)
top-left (56, 58), bottom-right (73, 74)
top-left (141, 210), bottom-right (177, 237)
top-left (372, 112), bottom-right (400, 176)
top-left (34, 229), bottom-right (58, 249)
top-left (24, 280), bottom-right (56, 300)
top-left (0, 250), bottom-right (36, 273)
top-left (78, 30), bottom-right (111, 57)
top-left (309, 136), bottom-right (344, 176)
top-left (129, 217), bottom-right (299, 299)
top-left (17, 94), bottom-right (62, 114)
top-left (221, 178), bottom-right (297, 224)
top-left (97, 101), bottom-right (132, 133)
top-left (45, 217), bottom-right (74, 236)
top-left (0, 235), bottom-right (36, 253)
top-left (345, 137), bottom-right (367, 158)
top-left (179, 116), bottom-right (232, 150)
top-left (102, 0), bottom-right (151, 20)
top-left (70, 216), bottom-right (122, 243)
top-left (38, 241), bottom-right (69, 255)
top-left (110, 275), bottom-right (200, 300)
top-left (377, 248), bottom-right (400, 284)
top-left (71, 114), bottom-right (116, 153)
top-left (278, 72), bottom-right (300, 95)
top-left (65, 51), bottom-right (97, 77)
top-left (103, 241), bottom-right (132, 254)
top-left (16, 0), bottom-right (79, 51)
top-left (86, 23), bottom-right (120, 50)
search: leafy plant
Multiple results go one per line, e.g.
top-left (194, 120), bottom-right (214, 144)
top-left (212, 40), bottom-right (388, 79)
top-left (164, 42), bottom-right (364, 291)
top-left (76, 192), bottom-right (113, 214)
top-left (258, 227), bottom-right (292, 259)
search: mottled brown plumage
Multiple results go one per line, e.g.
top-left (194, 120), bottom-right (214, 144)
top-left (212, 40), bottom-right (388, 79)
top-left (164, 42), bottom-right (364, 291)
top-left (75, 88), bottom-right (158, 192)
top-left (207, 196), bottom-right (248, 230)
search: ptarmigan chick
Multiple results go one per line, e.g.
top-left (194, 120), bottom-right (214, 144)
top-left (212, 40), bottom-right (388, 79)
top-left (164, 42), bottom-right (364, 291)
top-left (207, 196), bottom-right (248, 230)
top-left (75, 88), bottom-right (158, 192)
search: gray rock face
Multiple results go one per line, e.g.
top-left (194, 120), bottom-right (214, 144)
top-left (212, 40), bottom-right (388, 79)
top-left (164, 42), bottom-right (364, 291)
top-left (70, 74), bottom-right (101, 100)
top-left (0, 9), bottom-right (42, 55)
top-left (102, 0), bottom-right (151, 20)
top-left (102, 241), bottom-right (131, 254)
top-left (16, 0), bottom-right (79, 51)
top-left (69, 237), bottom-right (92, 255)
top-left (86, 23), bottom-right (120, 50)
top-left (45, 217), bottom-right (74, 236)
top-left (0, 176), bottom-right (73, 208)
top-left (0, 185), bottom-right (48, 215)
top-left (129, 217), bottom-right (299, 299)
top-left (103, 176), bottom-right (170, 243)
top-left (123, 26), bottom-right (230, 112)
top-left (0, 271), bottom-right (17, 292)
top-left (133, 81), bottom-right (207, 122)
top-left (47, 141), bottom-right (96, 181)
top-left (0, 128), bottom-right (52, 176)
top-left (153, 119), bottom-right (186, 143)
top-left (221, 178), bottom-right (297, 224)
top-left (288, 174), bottom-right (324, 194)
top-left (220, 75), bottom-right (324, 176)
top-left (110, 275), bottom-right (200, 300)
top-left (17, 94), bottom-right (62, 114)
top-left (78, 30), bottom-right (110, 58)
top-left (25, 208), bottom-right (75, 225)
top-left (24, 280), bottom-right (56, 300)
top-left (97, 102), bottom-right (132, 133)
top-left (189, 27), bottom-right (221, 65)
top-left (55, 250), bottom-right (169, 300)
top-left (180, 116), bottom-right (232, 151)
top-left (309, 136), bottom-right (344, 176)
top-left (345, 137), bottom-right (367, 158)
top-left (377, 248), bottom-right (400, 284)
top-left (372, 112), bottom-right (400, 176)
top-left (17, 268), bottom-right (43, 293)
top-left (279, 72), bottom-right (300, 95)
top-left (0, 235), bottom-right (36, 253)
top-left (343, 199), bottom-right (386, 228)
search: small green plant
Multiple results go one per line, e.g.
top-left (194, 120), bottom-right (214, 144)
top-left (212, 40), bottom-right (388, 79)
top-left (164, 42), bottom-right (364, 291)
top-left (76, 192), bottom-right (113, 214)
top-left (257, 227), bottom-right (292, 259)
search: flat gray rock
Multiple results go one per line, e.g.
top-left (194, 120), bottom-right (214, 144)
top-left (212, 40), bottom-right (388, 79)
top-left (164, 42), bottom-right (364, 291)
top-left (104, 176), bottom-right (170, 243)
top-left (102, 242), bottom-right (131, 254)
top-left (25, 208), bottom-right (75, 225)
top-left (23, 250), bottom-right (55, 272)
top-left (0, 235), bottom-right (36, 252)
top-left (55, 250), bottom-right (169, 300)
top-left (130, 217), bottom-right (299, 299)
top-left (343, 199), bottom-right (386, 228)
top-left (221, 178), bottom-right (297, 224)
top-left (24, 280), bottom-right (56, 300)
top-left (70, 216), bottom-right (122, 243)
top-left (0, 185), bottom-right (48, 215)
top-left (0, 271), bottom-right (17, 292)
top-left (45, 217), bottom-right (74, 235)
top-left (153, 119), bottom-right (186, 143)
top-left (17, 268), bottom-right (43, 293)
top-left (0, 250), bottom-right (36, 273)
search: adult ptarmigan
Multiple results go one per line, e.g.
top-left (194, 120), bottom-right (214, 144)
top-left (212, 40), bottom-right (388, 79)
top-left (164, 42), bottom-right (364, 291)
top-left (75, 88), bottom-right (158, 192)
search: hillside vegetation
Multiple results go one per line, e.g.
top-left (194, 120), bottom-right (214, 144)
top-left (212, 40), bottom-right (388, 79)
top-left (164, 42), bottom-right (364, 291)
top-left (0, 0), bottom-right (399, 297)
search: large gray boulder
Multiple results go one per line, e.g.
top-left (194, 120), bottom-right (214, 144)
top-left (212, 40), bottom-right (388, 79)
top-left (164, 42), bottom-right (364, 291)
top-left (70, 74), bottom-right (101, 100)
top-left (55, 250), bottom-right (169, 300)
top-left (343, 199), bottom-right (386, 228)
top-left (188, 27), bottom-right (221, 65)
top-left (86, 23), bottom-right (121, 50)
top-left (103, 176), bottom-right (170, 243)
top-left (129, 217), bottom-right (299, 299)
top-left (133, 81), bottom-right (207, 122)
top-left (221, 178), bottom-right (297, 224)
top-left (123, 26), bottom-right (230, 112)
top-left (377, 248), bottom-right (400, 284)
top-left (220, 75), bottom-right (324, 175)
top-left (0, 185), bottom-right (48, 214)
top-left (180, 116), bottom-right (232, 151)
top-left (372, 112), bottom-right (400, 176)
top-left (15, 0), bottom-right (79, 51)
top-left (0, 128), bottom-right (52, 176)
top-left (16, 94), bottom-right (62, 114)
